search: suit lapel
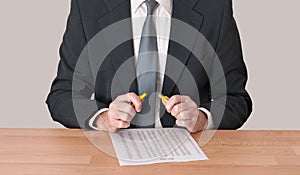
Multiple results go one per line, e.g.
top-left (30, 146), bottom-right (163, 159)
top-left (95, 0), bottom-right (205, 97)
top-left (97, 0), bottom-right (138, 94)
top-left (162, 0), bottom-right (204, 96)
top-left (98, 0), bottom-right (131, 30)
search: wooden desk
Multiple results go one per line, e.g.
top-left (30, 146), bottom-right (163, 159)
top-left (0, 129), bottom-right (299, 175)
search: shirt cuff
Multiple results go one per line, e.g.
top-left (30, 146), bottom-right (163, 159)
top-left (88, 108), bottom-right (109, 130)
top-left (199, 107), bottom-right (214, 129)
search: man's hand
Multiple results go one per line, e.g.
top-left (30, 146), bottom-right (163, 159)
top-left (163, 95), bottom-right (208, 133)
top-left (94, 93), bottom-right (142, 133)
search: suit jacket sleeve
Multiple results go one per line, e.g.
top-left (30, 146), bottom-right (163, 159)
top-left (46, 0), bottom-right (107, 129)
top-left (206, 0), bottom-right (252, 129)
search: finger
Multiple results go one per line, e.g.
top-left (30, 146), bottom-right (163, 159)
top-left (110, 93), bottom-right (142, 112)
top-left (176, 119), bottom-right (187, 127)
top-left (113, 119), bottom-right (130, 129)
top-left (170, 103), bottom-right (190, 117)
top-left (182, 95), bottom-right (198, 108)
top-left (116, 102), bottom-right (136, 118)
top-left (176, 119), bottom-right (195, 130)
top-left (115, 93), bottom-right (138, 104)
top-left (101, 115), bottom-right (119, 133)
top-left (107, 127), bottom-right (119, 133)
top-left (115, 93), bottom-right (129, 102)
top-left (114, 93), bottom-right (142, 112)
top-left (165, 95), bottom-right (184, 113)
top-left (115, 92), bottom-right (141, 106)
top-left (175, 110), bottom-right (198, 120)
top-left (127, 93), bottom-right (142, 112)
top-left (185, 120), bottom-right (198, 132)
top-left (115, 110), bottom-right (135, 122)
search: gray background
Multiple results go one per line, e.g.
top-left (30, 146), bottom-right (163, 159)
top-left (0, 0), bottom-right (299, 129)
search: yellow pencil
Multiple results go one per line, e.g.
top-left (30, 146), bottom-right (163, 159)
top-left (139, 93), bottom-right (147, 101)
top-left (132, 93), bottom-right (147, 108)
top-left (159, 94), bottom-right (169, 103)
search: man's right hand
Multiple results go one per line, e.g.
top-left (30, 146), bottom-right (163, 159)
top-left (94, 93), bottom-right (142, 133)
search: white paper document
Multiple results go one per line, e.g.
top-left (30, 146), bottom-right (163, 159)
top-left (109, 128), bottom-right (208, 166)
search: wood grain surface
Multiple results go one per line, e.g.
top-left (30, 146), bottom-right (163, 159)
top-left (0, 129), bottom-right (299, 175)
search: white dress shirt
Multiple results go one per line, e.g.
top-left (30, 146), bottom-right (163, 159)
top-left (89, 0), bottom-right (214, 130)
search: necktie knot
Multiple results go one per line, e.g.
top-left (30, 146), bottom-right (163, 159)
top-left (145, 0), bottom-right (158, 15)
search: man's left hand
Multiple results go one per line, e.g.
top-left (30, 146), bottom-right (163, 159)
top-left (163, 95), bottom-right (208, 133)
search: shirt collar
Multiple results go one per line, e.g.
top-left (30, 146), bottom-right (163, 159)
top-left (131, 0), bottom-right (172, 15)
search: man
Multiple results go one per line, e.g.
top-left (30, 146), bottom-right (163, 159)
top-left (46, 0), bottom-right (252, 132)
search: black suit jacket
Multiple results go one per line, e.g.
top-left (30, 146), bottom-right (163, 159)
top-left (46, 0), bottom-right (252, 129)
